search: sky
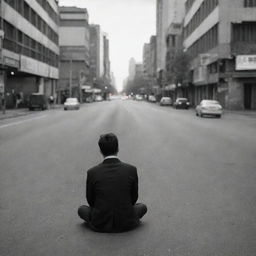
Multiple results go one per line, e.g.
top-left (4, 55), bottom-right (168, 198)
top-left (58, 0), bottom-right (156, 91)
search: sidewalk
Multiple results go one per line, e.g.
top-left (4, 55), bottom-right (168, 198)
top-left (225, 109), bottom-right (256, 118)
top-left (0, 105), bottom-right (63, 121)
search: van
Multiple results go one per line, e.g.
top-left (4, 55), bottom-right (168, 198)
top-left (28, 93), bottom-right (48, 110)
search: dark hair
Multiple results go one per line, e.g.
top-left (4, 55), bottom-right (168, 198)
top-left (98, 133), bottom-right (119, 156)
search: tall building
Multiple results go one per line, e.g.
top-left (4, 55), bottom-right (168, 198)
top-left (183, 0), bottom-right (256, 109)
top-left (103, 33), bottom-right (111, 83)
top-left (149, 35), bottom-right (157, 78)
top-left (89, 24), bottom-right (105, 82)
top-left (143, 43), bottom-right (151, 76)
top-left (128, 57), bottom-right (136, 80)
top-left (0, 0), bottom-right (59, 108)
top-left (156, 0), bottom-right (186, 74)
top-left (58, 6), bottom-right (90, 102)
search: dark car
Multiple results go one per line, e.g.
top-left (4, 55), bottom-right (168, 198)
top-left (28, 93), bottom-right (48, 110)
top-left (173, 98), bottom-right (190, 109)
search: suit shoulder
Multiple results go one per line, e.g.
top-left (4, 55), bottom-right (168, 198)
top-left (87, 164), bottom-right (102, 175)
top-left (120, 162), bottom-right (137, 171)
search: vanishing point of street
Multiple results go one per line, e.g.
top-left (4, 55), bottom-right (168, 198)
top-left (0, 100), bottom-right (256, 256)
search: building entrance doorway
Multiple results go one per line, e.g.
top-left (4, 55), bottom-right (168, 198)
top-left (244, 84), bottom-right (252, 109)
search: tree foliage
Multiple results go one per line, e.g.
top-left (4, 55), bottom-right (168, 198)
top-left (166, 50), bottom-right (191, 85)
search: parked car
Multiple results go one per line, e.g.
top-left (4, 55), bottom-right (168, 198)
top-left (64, 98), bottom-right (80, 110)
top-left (196, 100), bottom-right (223, 118)
top-left (160, 97), bottom-right (172, 106)
top-left (28, 93), bottom-right (48, 111)
top-left (174, 98), bottom-right (190, 109)
top-left (135, 94), bottom-right (143, 101)
top-left (148, 95), bottom-right (157, 103)
top-left (95, 95), bottom-right (103, 102)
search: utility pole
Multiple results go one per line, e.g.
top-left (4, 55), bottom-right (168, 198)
top-left (69, 59), bottom-right (72, 97)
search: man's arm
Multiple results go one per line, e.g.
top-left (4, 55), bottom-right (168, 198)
top-left (86, 171), bottom-right (94, 207)
top-left (131, 168), bottom-right (138, 205)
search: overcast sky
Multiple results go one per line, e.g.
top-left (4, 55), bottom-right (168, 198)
top-left (58, 0), bottom-right (156, 91)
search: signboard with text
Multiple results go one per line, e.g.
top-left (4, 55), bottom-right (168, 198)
top-left (236, 55), bottom-right (256, 71)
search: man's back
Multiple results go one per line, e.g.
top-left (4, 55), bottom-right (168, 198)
top-left (86, 158), bottom-right (139, 232)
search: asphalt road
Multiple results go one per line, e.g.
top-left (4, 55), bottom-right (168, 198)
top-left (0, 100), bottom-right (256, 256)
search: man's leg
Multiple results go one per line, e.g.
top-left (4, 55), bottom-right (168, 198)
top-left (78, 205), bottom-right (91, 222)
top-left (134, 203), bottom-right (147, 219)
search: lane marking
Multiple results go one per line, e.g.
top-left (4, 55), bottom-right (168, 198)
top-left (0, 115), bottom-right (47, 129)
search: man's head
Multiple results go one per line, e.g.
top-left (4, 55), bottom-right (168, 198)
top-left (98, 133), bottom-right (119, 157)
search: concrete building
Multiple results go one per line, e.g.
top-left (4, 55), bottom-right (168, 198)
top-left (128, 57), bottom-right (136, 80)
top-left (149, 35), bottom-right (157, 78)
top-left (103, 33), bottom-right (111, 83)
top-left (89, 24), bottom-right (105, 82)
top-left (165, 22), bottom-right (184, 98)
top-left (0, 0), bottom-right (59, 108)
top-left (135, 63), bottom-right (144, 78)
top-left (58, 6), bottom-right (90, 103)
top-left (183, 0), bottom-right (256, 109)
top-left (143, 36), bottom-right (157, 95)
top-left (143, 43), bottom-right (151, 76)
top-left (156, 0), bottom-right (186, 75)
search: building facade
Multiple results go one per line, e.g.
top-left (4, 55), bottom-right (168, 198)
top-left (156, 0), bottom-right (186, 75)
top-left (58, 6), bottom-right (90, 103)
top-left (184, 0), bottom-right (256, 109)
top-left (89, 24), bottom-right (105, 82)
top-left (0, 0), bottom-right (59, 108)
top-left (128, 57), bottom-right (136, 81)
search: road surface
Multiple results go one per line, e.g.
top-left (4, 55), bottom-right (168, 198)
top-left (1, 100), bottom-right (256, 256)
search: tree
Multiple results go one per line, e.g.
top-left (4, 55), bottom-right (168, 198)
top-left (166, 50), bottom-right (191, 85)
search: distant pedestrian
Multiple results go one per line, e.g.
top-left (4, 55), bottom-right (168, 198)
top-left (78, 133), bottom-right (147, 233)
top-left (49, 95), bottom-right (54, 108)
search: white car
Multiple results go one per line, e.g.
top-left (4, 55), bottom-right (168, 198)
top-left (160, 97), bottom-right (172, 106)
top-left (196, 100), bottom-right (223, 118)
top-left (95, 95), bottom-right (103, 102)
top-left (148, 95), bottom-right (157, 103)
top-left (64, 98), bottom-right (80, 110)
top-left (135, 95), bottom-right (143, 101)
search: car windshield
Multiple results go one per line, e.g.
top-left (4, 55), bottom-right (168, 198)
top-left (66, 98), bottom-right (78, 103)
top-left (177, 98), bottom-right (188, 102)
top-left (202, 100), bottom-right (220, 105)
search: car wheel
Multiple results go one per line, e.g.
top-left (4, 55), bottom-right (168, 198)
top-left (200, 112), bottom-right (203, 118)
top-left (216, 114), bottom-right (221, 118)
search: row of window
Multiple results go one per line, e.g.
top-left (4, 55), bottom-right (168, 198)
top-left (232, 22), bottom-right (256, 42)
top-left (244, 0), bottom-right (256, 7)
top-left (185, 0), bottom-right (196, 13)
top-left (4, 0), bottom-right (58, 45)
top-left (184, 0), bottom-right (219, 39)
top-left (36, 0), bottom-right (59, 24)
top-left (3, 21), bottom-right (58, 67)
top-left (187, 24), bottom-right (218, 59)
top-left (186, 0), bottom-right (256, 14)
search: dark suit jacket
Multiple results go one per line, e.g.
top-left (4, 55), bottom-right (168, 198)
top-left (86, 158), bottom-right (139, 232)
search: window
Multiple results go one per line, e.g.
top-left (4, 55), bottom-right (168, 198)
top-left (187, 24), bottom-right (219, 59)
top-left (244, 0), bottom-right (256, 7)
top-left (5, 0), bottom-right (15, 9)
top-left (185, 0), bottom-right (219, 38)
top-left (31, 9), bottom-right (37, 27)
top-left (24, 1), bottom-right (30, 20)
top-left (232, 22), bottom-right (256, 42)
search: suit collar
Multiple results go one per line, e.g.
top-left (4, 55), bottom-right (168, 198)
top-left (103, 158), bottom-right (121, 164)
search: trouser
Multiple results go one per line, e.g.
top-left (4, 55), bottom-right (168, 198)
top-left (78, 203), bottom-right (147, 223)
